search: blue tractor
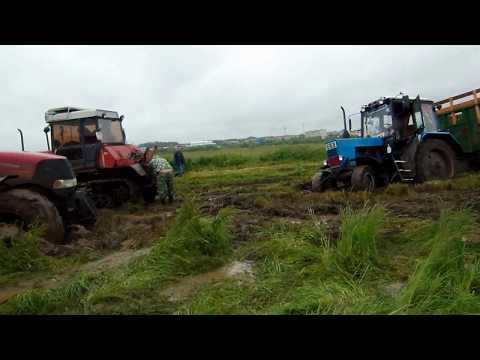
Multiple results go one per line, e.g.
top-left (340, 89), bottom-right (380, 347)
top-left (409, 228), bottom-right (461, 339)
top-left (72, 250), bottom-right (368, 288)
top-left (311, 92), bottom-right (472, 192)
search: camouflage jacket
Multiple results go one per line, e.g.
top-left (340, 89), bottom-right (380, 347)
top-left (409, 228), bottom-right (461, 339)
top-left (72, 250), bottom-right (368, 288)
top-left (148, 157), bottom-right (172, 175)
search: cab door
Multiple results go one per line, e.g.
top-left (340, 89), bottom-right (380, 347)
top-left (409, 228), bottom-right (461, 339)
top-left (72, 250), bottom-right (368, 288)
top-left (81, 118), bottom-right (101, 170)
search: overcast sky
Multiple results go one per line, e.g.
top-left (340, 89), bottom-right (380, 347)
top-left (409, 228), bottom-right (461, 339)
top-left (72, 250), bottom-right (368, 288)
top-left (1, 45), bottom-right (479, 150)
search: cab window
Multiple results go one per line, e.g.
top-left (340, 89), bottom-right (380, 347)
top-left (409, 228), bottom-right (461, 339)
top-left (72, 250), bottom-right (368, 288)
top-left (98, 119), bottom-right (125, 144)
top-left (52, 121), bottom-right (81, 149)
top-left (83, 119), bottom-right (99, 144)
top-left (421, 103), bottom-right (438, 131)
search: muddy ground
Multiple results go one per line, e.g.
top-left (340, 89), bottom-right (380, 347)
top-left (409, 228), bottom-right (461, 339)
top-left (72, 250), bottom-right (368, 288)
top-left (1, 170), bottom-right (480, 308)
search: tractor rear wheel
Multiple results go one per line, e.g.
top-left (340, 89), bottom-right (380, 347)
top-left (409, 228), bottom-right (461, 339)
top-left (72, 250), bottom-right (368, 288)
top-left (351, 165), bottom-right (376, 192)
top-left (416, 139), bottom-right (456, 182)
top-left (0, 189), bottom-right (64, 244)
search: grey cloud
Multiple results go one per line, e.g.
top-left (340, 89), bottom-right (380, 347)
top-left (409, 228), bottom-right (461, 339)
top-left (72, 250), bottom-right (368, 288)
top-left (1, 45), bottom-right (479, 150)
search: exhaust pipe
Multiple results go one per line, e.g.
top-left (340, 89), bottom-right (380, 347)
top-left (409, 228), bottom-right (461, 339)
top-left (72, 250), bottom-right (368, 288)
top-left (17, 129), bottom-right (24, 151)
top-left (44, 126), bottom-right (51, 151)
top-left (340, 107), bottom-right (350, 138)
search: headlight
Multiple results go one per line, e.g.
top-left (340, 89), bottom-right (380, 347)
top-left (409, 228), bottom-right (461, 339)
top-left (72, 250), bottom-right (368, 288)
top-left (52, 178), bottom-right (77, 189)
top-left (323, 160), bottom-right (327, 166)
top-left (339, 156), bottom-right (343, 161)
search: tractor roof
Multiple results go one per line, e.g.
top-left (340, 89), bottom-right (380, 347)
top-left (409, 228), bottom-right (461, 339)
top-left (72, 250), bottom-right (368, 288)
top-left (45, 107), bottom-right (120, 123)
top-left (362, 94), bottom-right (434, 112)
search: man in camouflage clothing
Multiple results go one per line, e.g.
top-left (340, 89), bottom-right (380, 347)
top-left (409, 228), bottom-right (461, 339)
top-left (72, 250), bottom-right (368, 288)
top-left (148, 155), bottom-right (175, 204)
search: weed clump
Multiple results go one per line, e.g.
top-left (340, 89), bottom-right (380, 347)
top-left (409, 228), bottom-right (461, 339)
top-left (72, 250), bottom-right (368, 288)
top-left (399, 209), bottom-right (480, 314)
top-left (334, 205), bottom-right (386, 274)
top-left (0, 226), bottom-right (48, 275)
top-left (147, 199), bottom-right (233, 276)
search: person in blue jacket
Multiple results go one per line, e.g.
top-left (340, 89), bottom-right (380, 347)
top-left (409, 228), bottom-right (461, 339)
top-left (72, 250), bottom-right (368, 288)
top-left (173, 145), bottom-right (186, 176)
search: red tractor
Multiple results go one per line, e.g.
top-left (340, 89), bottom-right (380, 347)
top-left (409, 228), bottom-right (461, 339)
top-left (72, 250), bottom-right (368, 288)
top-left (43, 107), bottom-right (156, 208)
top-left (0, 147), bottom-right (97, 244)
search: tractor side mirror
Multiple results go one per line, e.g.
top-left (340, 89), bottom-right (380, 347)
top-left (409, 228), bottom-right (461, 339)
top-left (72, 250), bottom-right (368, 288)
top-left (95, 129), bottom-right (103, 141)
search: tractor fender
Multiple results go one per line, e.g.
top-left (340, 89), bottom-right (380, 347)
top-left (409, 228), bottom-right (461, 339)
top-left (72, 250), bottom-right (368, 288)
top-left (421, 132), bottom-right (463, 155)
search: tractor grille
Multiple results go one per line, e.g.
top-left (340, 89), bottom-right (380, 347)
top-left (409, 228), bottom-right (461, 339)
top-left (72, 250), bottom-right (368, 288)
top-left (327, 148), bottom-right (338, 158)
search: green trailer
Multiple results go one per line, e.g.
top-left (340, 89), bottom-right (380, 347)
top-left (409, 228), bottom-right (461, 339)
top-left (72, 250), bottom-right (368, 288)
top-left (435, 88), bottom-right (480, 156)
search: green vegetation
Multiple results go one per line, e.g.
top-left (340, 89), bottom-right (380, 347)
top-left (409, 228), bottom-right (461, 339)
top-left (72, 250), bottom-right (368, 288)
top-left (3, 141), bottom-right (480, 314)
top-left (145, 199), bottom-right (233, 276)
top-left (399, 210), bottom-right (480, 314)
top-left (0, 200), bottom-right (234, 314)
top-left (0, 227), bottom-right (49, 275)
top-left (158, 143), bottom-right (326, 171)
top-left (334, 205), bottom-right (385, 273)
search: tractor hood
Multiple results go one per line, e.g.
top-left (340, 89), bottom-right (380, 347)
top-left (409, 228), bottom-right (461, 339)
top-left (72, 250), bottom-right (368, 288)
top-left (326, 137), bottom-right (384, 164)
top-left (0, 151), bottom-right (66, 167)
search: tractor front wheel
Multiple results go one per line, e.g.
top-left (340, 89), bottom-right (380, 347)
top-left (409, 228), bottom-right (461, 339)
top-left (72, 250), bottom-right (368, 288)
top-left (312, 171), bottom-right (336, 192)
top-left (0, 189), bottom-right (64, 244)
top-left (351, 165), bottom-right (376, 192)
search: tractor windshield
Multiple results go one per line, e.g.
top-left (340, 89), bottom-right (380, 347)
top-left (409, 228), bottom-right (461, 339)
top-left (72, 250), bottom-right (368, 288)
top-left (98, 119), bottom-right (125, 144)
top-left (363, 105), bottom-right (394, 138)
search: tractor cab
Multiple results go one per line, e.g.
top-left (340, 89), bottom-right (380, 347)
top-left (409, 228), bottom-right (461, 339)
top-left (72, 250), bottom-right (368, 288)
top-left (361, 95), bottom-right (439, 143)
top-left (44, 107), bottom-right (129, 172)
top-left (325, 95), bottom-right (438, 168)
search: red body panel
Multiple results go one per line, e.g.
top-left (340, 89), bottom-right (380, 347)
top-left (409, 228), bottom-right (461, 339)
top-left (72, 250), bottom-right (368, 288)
top-left (97, 144), bottom-right (142, 169)
top-left (0, 151), bottom-right (66, 177)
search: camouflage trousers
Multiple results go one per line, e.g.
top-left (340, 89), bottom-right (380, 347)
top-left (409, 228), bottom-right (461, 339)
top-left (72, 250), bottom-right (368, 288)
top-left (156, 172), bottom-right (175, 202)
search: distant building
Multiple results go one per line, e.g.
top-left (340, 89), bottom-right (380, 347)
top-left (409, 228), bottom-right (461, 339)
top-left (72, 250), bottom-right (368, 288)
top-left (187, 140), bottom-right (217, 147)
top-left (277, 135), bottom-right (298, 141)
top-left (304, 129), bottom-right (327, 139)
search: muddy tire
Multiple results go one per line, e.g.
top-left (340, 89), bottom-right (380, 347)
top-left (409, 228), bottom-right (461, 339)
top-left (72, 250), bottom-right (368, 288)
top-left (312, 172), bottom-right (335, 192)
top-left (0, 189), bottom-right (64, 244)
top-left (351, 165), bottom-right (376, 192)
top-left (416, 139), bottom-right (456, 182)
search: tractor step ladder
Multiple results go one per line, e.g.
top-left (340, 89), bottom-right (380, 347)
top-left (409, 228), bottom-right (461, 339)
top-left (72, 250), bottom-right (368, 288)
top-left (392, 158), bottom-right (414, 183)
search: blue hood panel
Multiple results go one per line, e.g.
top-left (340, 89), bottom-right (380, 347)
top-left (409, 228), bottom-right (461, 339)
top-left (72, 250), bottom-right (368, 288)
top-left (328, 137), bottom-right (384, 160)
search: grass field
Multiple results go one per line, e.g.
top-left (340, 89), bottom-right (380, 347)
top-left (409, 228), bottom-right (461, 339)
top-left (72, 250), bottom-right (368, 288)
top-left (158, 142), bottom-right (326, 170)
top-left (1, 141), bottom-right (480, 314)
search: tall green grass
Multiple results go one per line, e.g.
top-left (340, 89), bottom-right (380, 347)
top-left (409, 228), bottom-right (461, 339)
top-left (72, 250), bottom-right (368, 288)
top-left (334, 205), bottom-right (386, 274)
top-left (399, 209), bottom-right (480, 314)
top-left (146, 198), bottom-right (233, 276)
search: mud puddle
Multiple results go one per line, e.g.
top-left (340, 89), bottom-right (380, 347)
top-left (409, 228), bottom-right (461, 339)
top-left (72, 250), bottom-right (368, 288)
top-left (160, 260), bottom-right (255, 302)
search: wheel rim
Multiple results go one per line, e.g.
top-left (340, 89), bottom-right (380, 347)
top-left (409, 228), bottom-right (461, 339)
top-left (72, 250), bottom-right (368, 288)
top-left (365, 173), bottom-right (375, 192)
top-left (425, 150), bottom-right (451, 179)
